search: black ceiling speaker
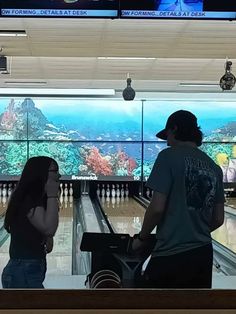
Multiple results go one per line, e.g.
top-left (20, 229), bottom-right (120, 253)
top-left (122, 77), bottom-right (135, 101)
top-left (219, 60), bottom-right (236, 91)
top-left (0, 56), bottom-right (7, 72)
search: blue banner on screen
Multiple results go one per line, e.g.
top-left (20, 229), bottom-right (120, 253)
top-left (0, 0), bottom-right (118, 17)
top-left (120, 0), bottom-right (236, 20)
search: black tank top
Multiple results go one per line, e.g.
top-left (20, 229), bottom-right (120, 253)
top-left (9, 196), bottom-right (46, 259)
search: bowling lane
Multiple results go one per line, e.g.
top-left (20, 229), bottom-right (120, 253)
top-left (99, 196), bottom-right (144, 236)
top-left (212, 211), bottom-right (236, 254)
top-left (99, 194), bottom-right (236, 257)
top-left (46, 195), bottom-right (74, 276)
top-left (226, 197), bottom-right (236, 210)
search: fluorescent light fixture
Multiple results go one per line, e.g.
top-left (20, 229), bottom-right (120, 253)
top-left (5, 81), bottom-right (47, 86)
top-left (0, 30), bottom-right (27, 37)
top-left (98, 57), bottom-right (156, 60)
top-left (179, 83), bottom-right (219, 87)
top-left (0, 88), bottom-right (115, 96)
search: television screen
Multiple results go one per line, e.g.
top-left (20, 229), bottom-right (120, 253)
top-left (0, 0), bottom-right (119, 17)
top-left (28, 98), bottom-right (142, 141)
top-left (120, 0), bottom-right (236, 19)
top-left (0, 98), bottom-right (27, 140)
top-left (143, 100), bottom-right (236, 142)
top-left (29, 141), bottom-right (142, 181)
top-left (143, 142), bottom-right (167, 180)
top-left (201, 143), bottom-right (236, 183)
top-left (0, 141), bottom-right (27, 178)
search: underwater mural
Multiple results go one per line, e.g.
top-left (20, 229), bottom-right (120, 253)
top-left (0, 141), bottom-right (27, 175)
top-left (28, 98), bottom-right (142, 141)
top-left (143, 100), bottom-right (236, 142)
top-left (201, 143), bottom-right (236, 183)
top-left (0, 98), bottom-right (27, 140)
top-left (0, 97), bottom-right (235, 183)
top-left (143, 142), bottom-right (167, 180)
top-left (29, 141), bottom-right (142, 181)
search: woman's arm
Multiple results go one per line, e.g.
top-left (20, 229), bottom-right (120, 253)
top-left (27, 198), bottom-right (59, 237)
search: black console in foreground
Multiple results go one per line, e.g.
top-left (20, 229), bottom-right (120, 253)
top-left (80, 232), bottom-right (156, 288)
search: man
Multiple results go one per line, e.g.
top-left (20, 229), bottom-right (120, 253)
top-left (133, 110), bottom-right (225, 288)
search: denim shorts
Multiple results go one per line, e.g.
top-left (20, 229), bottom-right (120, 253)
top-left (1, 258), bottom-right (46, 288)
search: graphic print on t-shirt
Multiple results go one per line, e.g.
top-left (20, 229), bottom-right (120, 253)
top-left (184, 157), bottom-right (217, 222)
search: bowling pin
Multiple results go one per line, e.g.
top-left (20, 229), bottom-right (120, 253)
top-left (101, 184), bottom-right (105, 197)
top-left (64, 183), bottom-right (68, 197)
top-left (8, 183), bottom-right (12, 198)
top-left (2, 184), bottom-right (7, 197)
top-left (69, 183), bottom-right (73, 196)
top-left (125, 183), bottom-right (129, 197)
top-left (60, 183), bottom-right (63, 196)
top-left (116, 184), bottom-right (120, 198)
top-left (111, 184), bottom-right (116, 197)
top-left (120, 184), bottom-right (124, 197)
top-left (120, 184), bottom-right (125, 197)
top-left (96, 184), bottom-right (100, 197)
top-left (106, 184), bottom-right (110, 197)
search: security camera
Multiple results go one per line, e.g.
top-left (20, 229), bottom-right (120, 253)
top-left (219, 61), bottom-right (236, 91)
top-left (122, 77), bottom-right (135, 101)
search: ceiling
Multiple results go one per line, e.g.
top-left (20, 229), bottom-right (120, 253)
top-left (0, 17), bottom-right (236, 94)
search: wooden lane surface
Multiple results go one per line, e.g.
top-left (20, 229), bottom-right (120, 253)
top-left (226, 197), bottom-right (236, 210)
top-left (100, 196), bottom-right (145, 236)
top-left (46, 196), bottom-right (74, 276)
top-left (212, 211), bottom-right (236, 254)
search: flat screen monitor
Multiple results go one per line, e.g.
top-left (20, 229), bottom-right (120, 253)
top-left (120, 0), bottom-right (236, 20)
top-left (0, 0), bottom-right (119, 18)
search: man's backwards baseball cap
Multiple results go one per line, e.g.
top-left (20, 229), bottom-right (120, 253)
top-left (156, 110), bottom-right (198, 140)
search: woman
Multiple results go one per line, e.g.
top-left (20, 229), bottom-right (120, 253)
top-left (2, 156), bottom-right (60, 288)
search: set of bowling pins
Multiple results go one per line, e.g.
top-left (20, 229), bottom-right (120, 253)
top-left (97, 183), bottom-right (129, 209)
top-left (145, 188), bottom-right (153, 199)
top-left (59, 182), bottom-right (73, 208)
top-left (96, 183), bottom-right (129, 198)
top-left (0, 182), bottom-right (16, 205)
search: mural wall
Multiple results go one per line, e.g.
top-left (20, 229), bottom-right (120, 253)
top-left (0, 97), bottom-right (235, 182)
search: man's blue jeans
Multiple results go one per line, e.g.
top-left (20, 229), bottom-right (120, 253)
top-left (1, 258), bottom-right (46, 288)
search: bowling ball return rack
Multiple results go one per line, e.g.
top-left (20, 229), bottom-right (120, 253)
top-left (80, 232), bottom-right (156, 288)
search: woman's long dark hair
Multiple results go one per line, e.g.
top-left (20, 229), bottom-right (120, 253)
top-left (4, 156), bottom-right (56, 233)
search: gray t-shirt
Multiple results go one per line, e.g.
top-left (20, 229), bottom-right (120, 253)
top-left (146, 145), bottom-right (225, 257)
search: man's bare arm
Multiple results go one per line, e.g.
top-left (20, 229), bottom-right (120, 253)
top-left (139, 191), bottom-right (167, 239)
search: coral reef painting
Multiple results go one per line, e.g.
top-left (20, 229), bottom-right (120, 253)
top-left (28, 98), bottom-right (142, 141)
top-left (0, 141), bottom-right (27, 175)
top-left (143, 142), bottom-right (167, 180)
top-left (0, 98), bottom-right (27, 140)
top-left (29, 141), bottom-right (142, 180)
top-left (143, 101), bottom-right (236, 142)
top-left (0, 96), bottom-right (235, 183)
top-left (201, 143), bottom-right (236, 183)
